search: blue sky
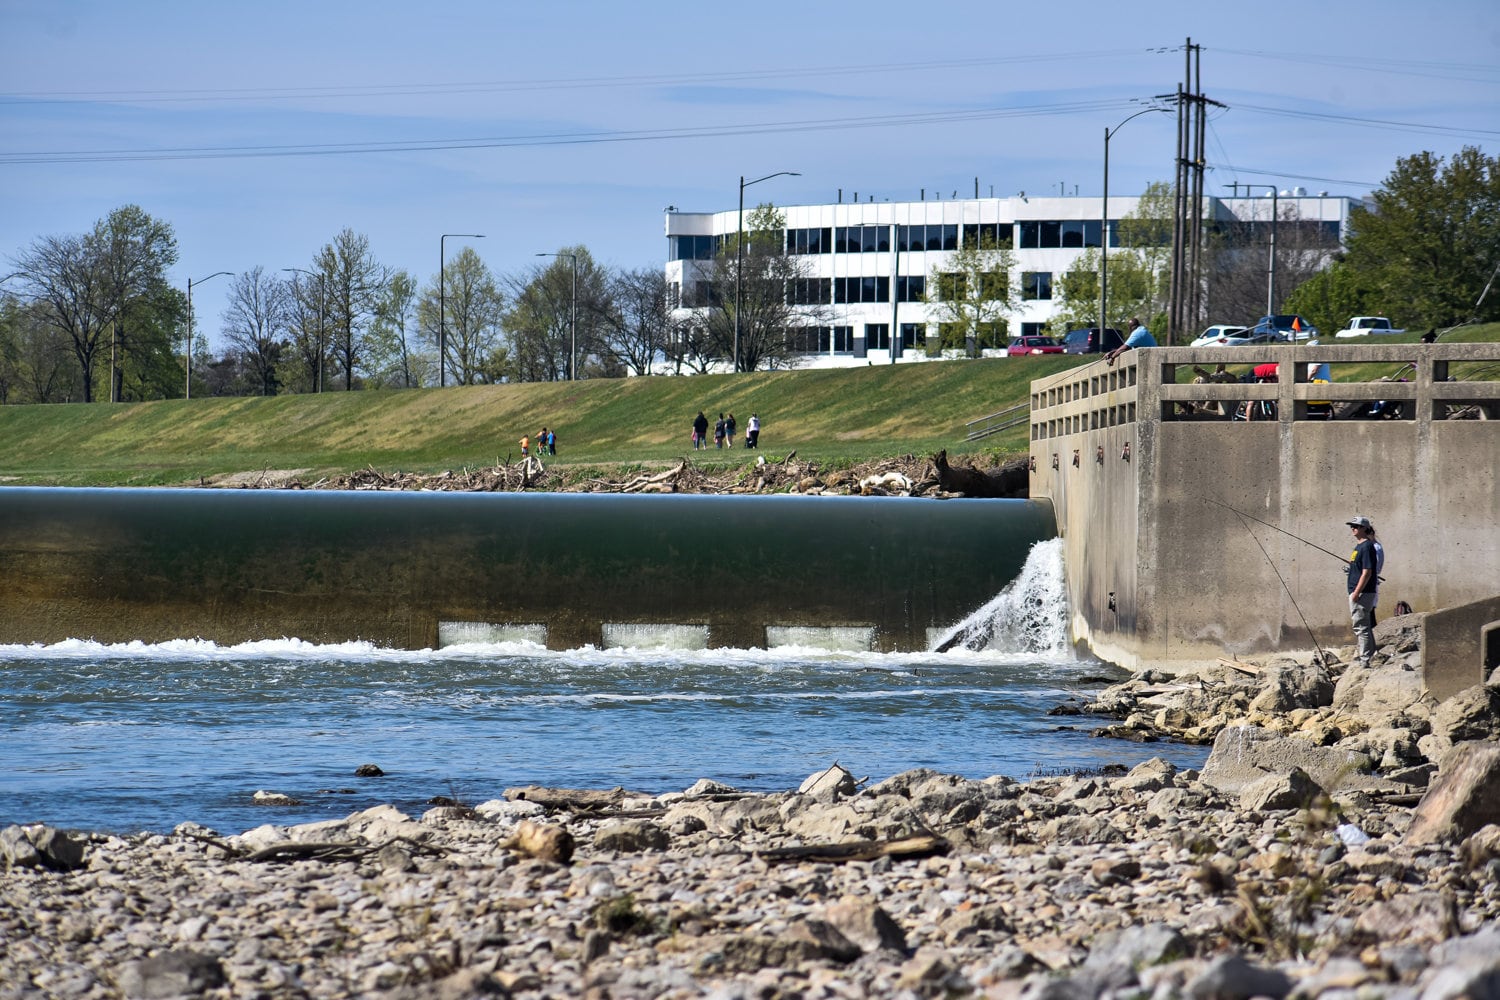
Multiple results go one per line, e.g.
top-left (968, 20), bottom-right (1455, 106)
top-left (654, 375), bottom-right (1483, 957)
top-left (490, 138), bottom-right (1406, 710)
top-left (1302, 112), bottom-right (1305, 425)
top-left (2, 0), bottom-right (1496, 351)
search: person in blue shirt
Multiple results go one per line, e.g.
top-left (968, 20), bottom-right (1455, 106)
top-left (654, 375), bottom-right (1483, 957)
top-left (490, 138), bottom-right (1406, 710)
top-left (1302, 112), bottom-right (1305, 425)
top-left (1105, 317), bottom-right (1157, 364)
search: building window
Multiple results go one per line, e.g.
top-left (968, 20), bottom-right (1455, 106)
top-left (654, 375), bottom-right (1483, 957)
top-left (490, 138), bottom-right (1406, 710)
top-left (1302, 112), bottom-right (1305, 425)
top-left (963, 223), bottom-right (1013, 249)
top-left (670, 235), bottom-right (716, 261)
top-left (789, 325), bottom-right (856, 354)
top-left (1022, 272), bottom-right (1053, 301)
top-left (786, 227), bottom-right (832, 255)
top-left (834, 225), bottom-right (891, 253)
top-left (667, 282), bottom-right (681, 309)
top-left (900, 323), bottom-right (923, 349)
top-left (895, 224), bottom-right (958, 252)
top-left (1021, 322), bottom-right (1047, 338)
top-left (787, 278), bottom-right (832, 305)
top-left (896, 275), bottom-right (925, 302)
top-left (834, 276), bottom-right (890, 304)
top-left (866, 323), bottom-right (891, 350)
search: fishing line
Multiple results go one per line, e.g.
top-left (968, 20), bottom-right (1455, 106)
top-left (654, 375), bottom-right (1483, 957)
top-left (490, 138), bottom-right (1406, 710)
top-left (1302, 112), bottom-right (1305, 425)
top-left (1233, 512), bottom-right (1329, 665)
top-left (1195, 494), bottom-right (1381, 581)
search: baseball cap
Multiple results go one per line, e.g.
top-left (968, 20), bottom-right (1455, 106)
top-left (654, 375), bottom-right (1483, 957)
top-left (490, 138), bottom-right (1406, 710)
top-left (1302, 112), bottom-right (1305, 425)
top-left (1346, 515), bottom-right (1373, 529)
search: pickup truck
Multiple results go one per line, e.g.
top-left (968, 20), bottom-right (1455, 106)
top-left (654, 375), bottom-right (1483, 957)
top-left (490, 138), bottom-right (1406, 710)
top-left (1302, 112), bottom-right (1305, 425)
top-left (1334, 316), bottom-right (1405, 338)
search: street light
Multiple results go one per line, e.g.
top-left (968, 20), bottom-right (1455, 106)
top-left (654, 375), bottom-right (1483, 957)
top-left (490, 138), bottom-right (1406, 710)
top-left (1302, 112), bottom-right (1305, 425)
top-left (440, 234), bottom-right (485, 386)
top-left (1100, 107), bottom-right (1168, 343)
top-left (536, 252), bottom-right (578, 381)
top-left (282, 267), bottom-right (327, 393)
top-left (1230, 185), bottom-right (1279, 316)
top-left (735, 170), bottom-right (800, 373)
top-left (185, 270), bottom-right (232, 400)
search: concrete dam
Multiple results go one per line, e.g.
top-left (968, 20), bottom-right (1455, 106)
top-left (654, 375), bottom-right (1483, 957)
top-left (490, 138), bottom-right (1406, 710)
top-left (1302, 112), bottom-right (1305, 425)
top-left (0, 488), bottom-right (1056, 652)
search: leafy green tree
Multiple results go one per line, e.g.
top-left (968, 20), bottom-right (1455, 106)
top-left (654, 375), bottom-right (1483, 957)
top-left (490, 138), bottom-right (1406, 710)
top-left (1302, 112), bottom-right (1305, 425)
top-left (419, 247), bottom-right (507, 385)
top-left (1282, 258), bottom-right (1374, 341)
top-left (925, 235), bottom-right (1018, 354)
top-left (503, 247), bottom-right (608, 382)
top-left (366, 269), bottom-right (421, 388)
top-left (94, 206), bottom-right (179, 402)
top-left (1340, 146), bottom-right (1500, 326)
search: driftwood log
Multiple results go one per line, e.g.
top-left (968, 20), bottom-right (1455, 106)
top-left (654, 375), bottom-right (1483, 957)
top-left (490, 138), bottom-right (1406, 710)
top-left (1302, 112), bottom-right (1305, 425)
top-left (931, 450), bottom-right (1028, 498)
top-left (756, 833), bottom-right (950, 865)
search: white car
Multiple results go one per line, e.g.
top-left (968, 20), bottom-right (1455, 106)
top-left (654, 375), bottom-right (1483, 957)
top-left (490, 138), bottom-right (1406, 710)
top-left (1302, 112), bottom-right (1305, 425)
top-left (1189, 325), bottom-right (1263, 347)
top-left (1335, 316), bottom-right (1404, 338)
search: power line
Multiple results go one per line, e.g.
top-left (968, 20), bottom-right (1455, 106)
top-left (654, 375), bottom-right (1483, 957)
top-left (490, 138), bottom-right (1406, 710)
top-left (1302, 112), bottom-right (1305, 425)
top-left (0, 98), bottom-right (1139, 165)
top-left (0, 49), bottom-right (1150, 105)
top-left (1234, 102), bottom-right (1500, 142)
top-left (1210, 47), bottom-right (1500, 85)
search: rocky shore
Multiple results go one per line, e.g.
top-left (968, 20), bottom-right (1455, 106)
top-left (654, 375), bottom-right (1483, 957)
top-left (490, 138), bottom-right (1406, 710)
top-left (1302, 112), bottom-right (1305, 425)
top-left (5, 615), bottom-right (1500, 999)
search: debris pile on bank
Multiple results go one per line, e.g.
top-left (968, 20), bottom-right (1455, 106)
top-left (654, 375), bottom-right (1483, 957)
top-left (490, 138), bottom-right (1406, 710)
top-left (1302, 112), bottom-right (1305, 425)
top-left (201, 451), bottom-right (1029, 498)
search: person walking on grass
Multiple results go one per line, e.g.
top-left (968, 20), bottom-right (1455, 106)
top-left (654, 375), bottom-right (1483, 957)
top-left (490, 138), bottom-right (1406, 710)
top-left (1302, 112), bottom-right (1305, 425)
top-left (692, 411), bottom-right (709, 450)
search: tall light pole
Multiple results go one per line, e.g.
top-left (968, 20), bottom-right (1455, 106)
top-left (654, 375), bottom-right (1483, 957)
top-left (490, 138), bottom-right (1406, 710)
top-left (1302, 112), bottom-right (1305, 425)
top-left (735, 170), bottom-right (800, 373)
top-left (1100, 108), bottom-right (1167, 342)
top-left (1232, 185), bottom-right (1280, 316)
top-left (282, 267), bottom-right (327, 393)
top-left (440, 234), bottom-right (485, 387)
top-left (185, 270), bottom-right (232, 400)
top-left (536, 252), bottom-right (578, 380)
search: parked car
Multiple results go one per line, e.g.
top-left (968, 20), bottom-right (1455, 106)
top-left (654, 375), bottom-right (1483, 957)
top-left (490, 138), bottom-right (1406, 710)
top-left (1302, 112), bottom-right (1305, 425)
top-left (1007, 335), bottom-right (1064, 356)
top-left (1248, 314), bottom-right (1318, 342)
top-left (1189, 324), bottom-right (1257, 347)
top-left (1060, 327), bottom-right (1124, 354)
top-left (1334, 316), bottom-right (1405, 338)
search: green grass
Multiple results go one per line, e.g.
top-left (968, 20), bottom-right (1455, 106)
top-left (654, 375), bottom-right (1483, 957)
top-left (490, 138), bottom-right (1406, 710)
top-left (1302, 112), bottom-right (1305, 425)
top-left (0, 355), bottom-right (1086, 487)
top-left (4, 323), bottom-right (1493, 488)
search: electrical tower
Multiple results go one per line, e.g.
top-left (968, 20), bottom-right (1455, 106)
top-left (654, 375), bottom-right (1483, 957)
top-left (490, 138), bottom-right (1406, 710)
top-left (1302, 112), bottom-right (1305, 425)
top-left (1165, 39), bottom-right (1225, 345)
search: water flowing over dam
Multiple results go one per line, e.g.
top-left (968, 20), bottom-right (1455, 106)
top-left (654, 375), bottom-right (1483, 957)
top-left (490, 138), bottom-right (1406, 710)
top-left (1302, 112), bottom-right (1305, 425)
top-left (0, 488), bottom-right (1057, 652)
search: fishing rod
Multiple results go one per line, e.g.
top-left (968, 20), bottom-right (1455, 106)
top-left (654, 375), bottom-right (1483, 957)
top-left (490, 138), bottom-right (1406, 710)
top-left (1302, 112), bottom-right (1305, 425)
top-left (1231, 510), bottom-right (1329, 665)
top-left (1194, 494), bottom-right (1382, 581)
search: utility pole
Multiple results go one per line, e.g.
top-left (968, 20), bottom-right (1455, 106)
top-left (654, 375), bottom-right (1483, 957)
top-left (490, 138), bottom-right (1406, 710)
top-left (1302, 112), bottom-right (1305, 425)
top-left (1164, 39), bottom-right (1225, 345)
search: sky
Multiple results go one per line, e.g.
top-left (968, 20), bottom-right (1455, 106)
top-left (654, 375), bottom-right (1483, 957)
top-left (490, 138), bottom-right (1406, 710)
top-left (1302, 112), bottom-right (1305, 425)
top-left (2, 0), bottom-right (1497, 353)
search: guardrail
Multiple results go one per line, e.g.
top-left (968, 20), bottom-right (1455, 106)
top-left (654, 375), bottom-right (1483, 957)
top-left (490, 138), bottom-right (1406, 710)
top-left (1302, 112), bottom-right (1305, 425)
top-left (964, 402), bottom-right (1029, 441)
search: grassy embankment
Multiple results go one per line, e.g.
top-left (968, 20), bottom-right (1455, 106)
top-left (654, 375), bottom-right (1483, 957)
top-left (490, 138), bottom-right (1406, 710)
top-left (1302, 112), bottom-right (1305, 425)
top-left (0, 356), bottom-right (1073, 487)
top-left (2, 323), bottom-right (1493, 488)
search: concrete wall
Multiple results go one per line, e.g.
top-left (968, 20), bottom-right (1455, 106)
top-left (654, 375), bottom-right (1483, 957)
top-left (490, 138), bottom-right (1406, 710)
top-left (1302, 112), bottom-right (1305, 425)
top-left (1029, 343), bottom-right (1500, 672)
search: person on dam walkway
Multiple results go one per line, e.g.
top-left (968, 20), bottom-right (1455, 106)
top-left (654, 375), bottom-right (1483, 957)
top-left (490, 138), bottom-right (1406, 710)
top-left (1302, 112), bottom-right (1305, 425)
top-left (693, 411), bottom-right (709, 449)
top-left (1346, 515), bottom-right (1381, 669)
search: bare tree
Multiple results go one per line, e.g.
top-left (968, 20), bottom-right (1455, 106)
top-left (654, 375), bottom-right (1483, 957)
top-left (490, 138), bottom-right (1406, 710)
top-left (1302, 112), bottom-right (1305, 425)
top-left (503, 247), bottom-right (610, 382)
top-left (13, 233), bottom-right (111, 401)
top-left (603, 266), bottom-right (672, 375)
top-left (223, 267), bottom-right (289, 396)
top-left (314, 228), bottom-right (386, 390)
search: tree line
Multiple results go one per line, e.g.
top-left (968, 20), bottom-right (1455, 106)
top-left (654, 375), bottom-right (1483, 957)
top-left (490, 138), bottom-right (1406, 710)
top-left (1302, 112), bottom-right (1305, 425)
top-left (3, 146), bottom-right (1494, 404)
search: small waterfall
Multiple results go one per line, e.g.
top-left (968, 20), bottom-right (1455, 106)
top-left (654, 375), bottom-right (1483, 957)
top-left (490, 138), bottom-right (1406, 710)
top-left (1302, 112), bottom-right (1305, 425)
top-left (930, 538), bottom-right (1070, 654)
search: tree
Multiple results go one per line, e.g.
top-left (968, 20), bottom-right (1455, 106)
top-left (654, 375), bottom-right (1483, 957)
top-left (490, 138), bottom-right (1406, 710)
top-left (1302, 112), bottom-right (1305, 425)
top-left (603, 266), bottom-right (672, 376)
top-left (924, 235), bottom-right (1018, 354)
top-left (503, 247), bottom-right (609, 382)
top-left (697, 204), bottom-right (815, 372)
top-left (222, 267), bottom-right (289, 396)
top-left (314, 228), bottom-right (386, 390)
top-left (1338, 146), bottom-right (1500, 327)
top-left (1201, 201), bottom-right (1340, 331)
top-left (93, 206), bottom-right (179, 402)
top-left (366, 269), bottom-right (422, 388)
top-left (418, 248), bottom-right (506, 385)
top-left (282, 272), bottom-right (328, 393)
top-left (12, 206), bottom-right (178, 403)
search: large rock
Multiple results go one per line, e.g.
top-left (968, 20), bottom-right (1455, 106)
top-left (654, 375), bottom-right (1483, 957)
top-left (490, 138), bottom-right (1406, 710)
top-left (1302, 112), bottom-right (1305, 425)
top-left (1199, 725), bottom-right (1372, 798)
top-left (1239, 767), bottom-right (1323, 811)
top-left (1405, 742), bottom-right (1500, 845)
top-left (1333, 662), bottom-right (1424, 720)
top-left (115, 950), bottom-right (225, 998)
top-left (1430, 685), bottom-right (1500, 743)
top-left (1249, 664), bottom-right (1333, 713)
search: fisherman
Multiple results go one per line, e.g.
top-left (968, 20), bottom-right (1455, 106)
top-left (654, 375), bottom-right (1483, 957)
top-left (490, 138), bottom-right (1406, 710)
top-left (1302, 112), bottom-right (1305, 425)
top-left (1346, 515), bottom-right (1380, 669)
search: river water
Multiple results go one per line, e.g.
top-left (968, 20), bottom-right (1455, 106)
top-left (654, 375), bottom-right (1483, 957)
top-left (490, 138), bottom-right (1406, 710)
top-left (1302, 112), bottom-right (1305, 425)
top-left (0, 540), bottom-right (1208, 835)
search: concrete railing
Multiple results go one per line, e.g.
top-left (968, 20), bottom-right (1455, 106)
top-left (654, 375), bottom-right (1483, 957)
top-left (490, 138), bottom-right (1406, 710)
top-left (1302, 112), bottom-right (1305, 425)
top-left (1027, 343), bottom-right (1500, 673)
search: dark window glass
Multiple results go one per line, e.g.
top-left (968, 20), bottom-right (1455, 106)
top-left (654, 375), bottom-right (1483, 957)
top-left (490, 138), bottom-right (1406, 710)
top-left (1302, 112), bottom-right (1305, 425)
top-left (1022, 271), bottom-right (1053, 301)
top-left (833, 326), bottom-right (853, 352)
top-left (1021, 322), bottom-right (1047, 338)
top-left (1040, 221), bottom-right (1061, 247)
top-left (1019, 221), bottom-right (1040, 249)
top-left (942, 225), bottom-right (958, 250)
top-left (1082, 220), bottom-right (1102, 247)
top-left (1060, 221), bottom-right (1085, 248)
top-left (900, 323), bottom-right (923, 348)
top-left (866, 324), bottom-right (890, 350)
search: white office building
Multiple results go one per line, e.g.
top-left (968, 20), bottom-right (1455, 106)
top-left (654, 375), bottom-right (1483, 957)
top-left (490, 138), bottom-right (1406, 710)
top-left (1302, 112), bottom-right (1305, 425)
top-left (664, 190), bottom-right (1362, 369)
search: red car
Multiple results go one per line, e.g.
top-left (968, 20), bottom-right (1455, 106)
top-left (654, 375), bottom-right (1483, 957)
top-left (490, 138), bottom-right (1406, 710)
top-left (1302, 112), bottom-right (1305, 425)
top-left (1007, 335), bottom-right (1064, 356)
